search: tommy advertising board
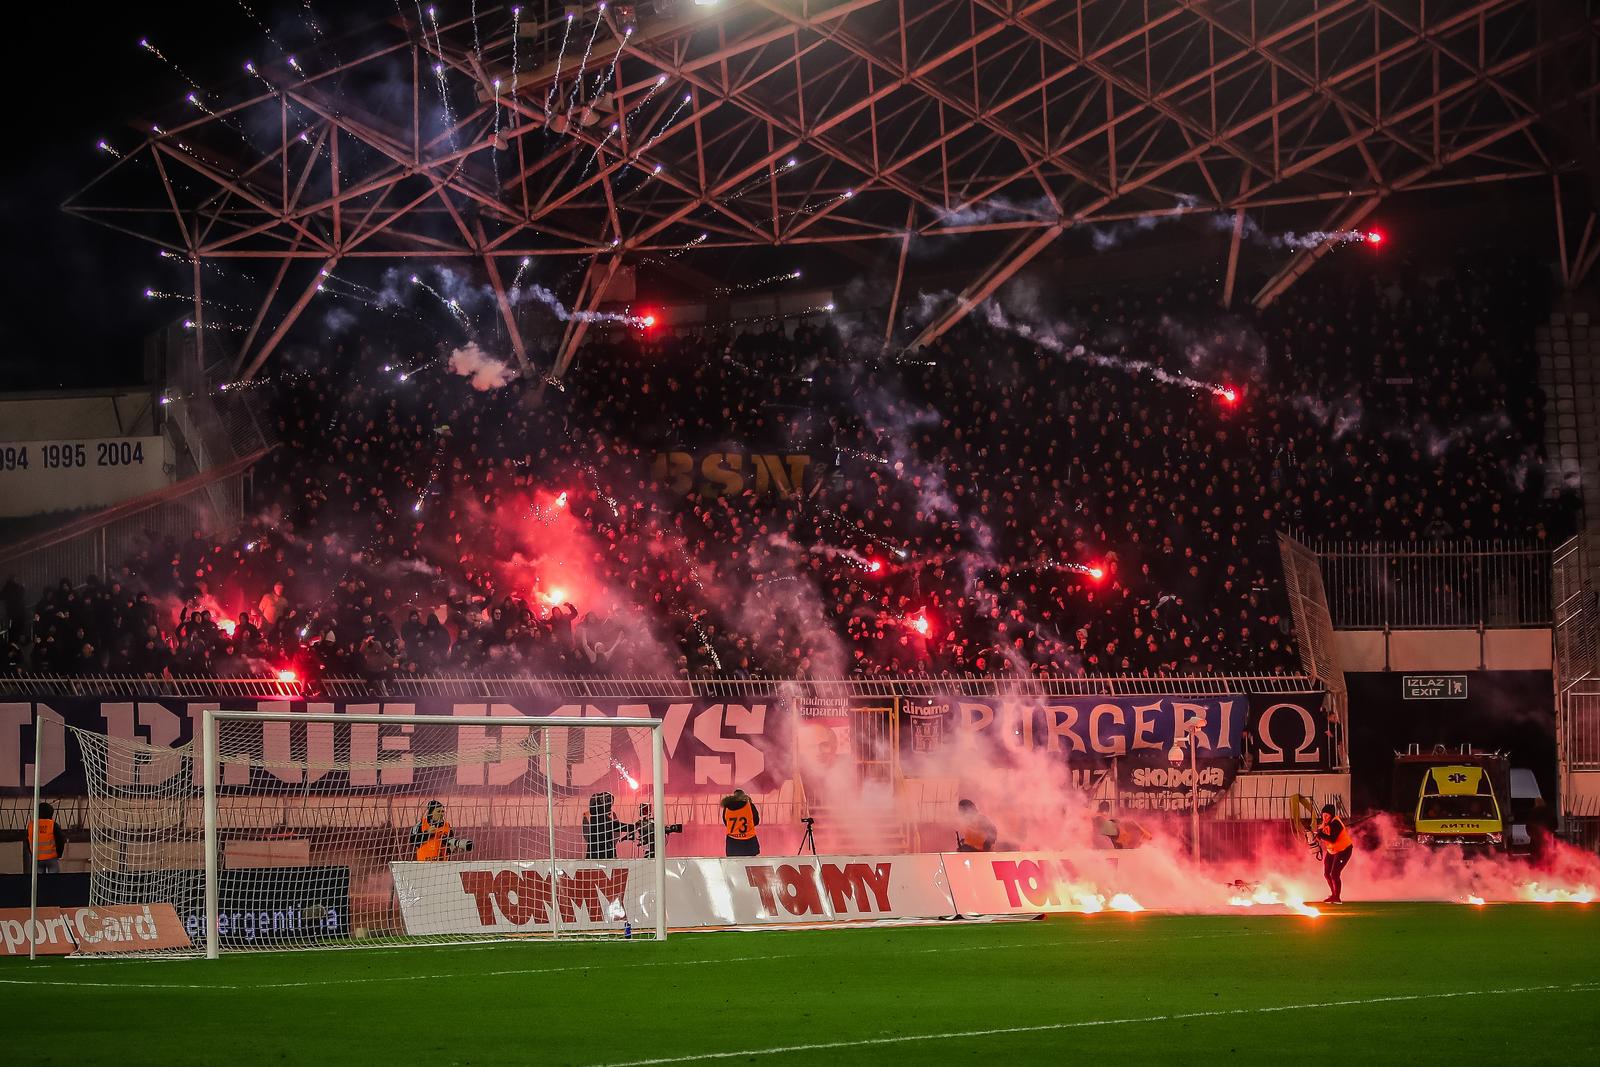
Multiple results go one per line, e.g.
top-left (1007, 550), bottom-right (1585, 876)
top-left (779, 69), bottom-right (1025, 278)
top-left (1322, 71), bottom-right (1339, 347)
top-left (390, 854), bottom-right (958, 935)
top-left (941, 851), bottom-right (1154, 916)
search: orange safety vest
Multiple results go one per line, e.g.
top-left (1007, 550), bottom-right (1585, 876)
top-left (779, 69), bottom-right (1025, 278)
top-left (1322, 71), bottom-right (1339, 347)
top-left (1320, 819), bottom-right (1353, 854)
top-left (26, 818), bottom-right (59, 862)
top-left (415, 817), bottom-right (452, 861)
top-left (723, 801), bottom-right (757, 841)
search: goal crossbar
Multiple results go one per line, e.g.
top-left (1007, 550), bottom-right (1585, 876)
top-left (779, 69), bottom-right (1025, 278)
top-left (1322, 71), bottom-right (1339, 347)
top-left (200, 710), bottom-right (668, 958)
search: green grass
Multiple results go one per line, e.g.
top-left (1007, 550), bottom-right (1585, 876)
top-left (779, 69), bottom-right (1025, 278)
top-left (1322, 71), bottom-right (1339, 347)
top-left (5, 904), bottom-right (1598, 1065)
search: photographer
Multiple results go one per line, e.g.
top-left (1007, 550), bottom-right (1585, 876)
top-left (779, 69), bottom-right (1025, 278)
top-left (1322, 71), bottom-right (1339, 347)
top-left (624, 803), bottom-right (683, 859)
top-left (584, 792), bottom-right (630, 859)
top-left (410, 800), bottom-right (471, 861)
top-left (721, 788), bottom-right (761, 857)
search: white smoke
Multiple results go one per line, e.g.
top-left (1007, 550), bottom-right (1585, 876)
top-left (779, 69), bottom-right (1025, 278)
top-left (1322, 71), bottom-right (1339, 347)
top-left (448, 342), bottom-right (517, 391)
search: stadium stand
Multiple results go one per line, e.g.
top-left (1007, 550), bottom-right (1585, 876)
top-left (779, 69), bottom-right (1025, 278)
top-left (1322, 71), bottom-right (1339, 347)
top-left (0, 256), bottom-right (1577, 681)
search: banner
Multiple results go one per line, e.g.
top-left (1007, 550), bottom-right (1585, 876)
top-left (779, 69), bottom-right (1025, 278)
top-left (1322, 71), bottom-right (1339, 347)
top-left (4, 690), bottom-right (1325, 798)
top-left (68, 904), bottom-right (192, 954)
top-left (0, 908), bottom-right (78, 956)
top-left (0, 435), bottom-right (171, 517)
top-left (1114, 753), bottom-right (1240, 811)
top-left (1244, 692), bottom-right (1331, 770)
top-left (2, 696), bottom-right (792, 796)
top-left (0, 904), bottom-right (190, 955)
top-left (107, 866), bottom-right (351, 948)
top-left (651, 450), bottom-right (815, 498)
top-left (391, 853), bottom-right (957, 935)
top-left (898, 694), bottom-right (1248, 767)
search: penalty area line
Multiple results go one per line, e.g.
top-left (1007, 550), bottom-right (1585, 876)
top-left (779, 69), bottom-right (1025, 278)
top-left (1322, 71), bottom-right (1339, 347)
top-left (589, 982), bottom-right (1600, 1067)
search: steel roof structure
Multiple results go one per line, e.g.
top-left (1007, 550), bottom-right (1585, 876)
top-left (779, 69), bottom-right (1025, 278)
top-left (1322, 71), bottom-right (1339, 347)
top-left (65, 0), bottom-right (1600, 379)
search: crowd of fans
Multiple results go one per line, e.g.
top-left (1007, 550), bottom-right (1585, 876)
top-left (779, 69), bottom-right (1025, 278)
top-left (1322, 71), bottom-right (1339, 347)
top-left (0, 253), bottom-right (1573, 681)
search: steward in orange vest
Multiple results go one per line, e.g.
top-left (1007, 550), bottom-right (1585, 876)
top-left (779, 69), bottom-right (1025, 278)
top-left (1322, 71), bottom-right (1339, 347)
top-left (721, 789), bottom-right (761, 857)
top-left (411, 800), bottom-right (453, 861)
top-left (1315, 805), bottom-right (1354, 904)
top-left (26, 802), bottom-right (64, 874)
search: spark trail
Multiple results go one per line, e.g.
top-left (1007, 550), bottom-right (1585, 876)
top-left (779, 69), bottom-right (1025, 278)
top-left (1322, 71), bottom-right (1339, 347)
top-left (563, 6), bottom-right (605, 131)
top-left (546, 12), bottom-right (575, 116)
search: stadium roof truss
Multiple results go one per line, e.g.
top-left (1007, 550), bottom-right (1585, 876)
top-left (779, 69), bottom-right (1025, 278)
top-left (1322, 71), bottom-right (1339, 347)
top-left (65, 0), bottom-right (1600, 377)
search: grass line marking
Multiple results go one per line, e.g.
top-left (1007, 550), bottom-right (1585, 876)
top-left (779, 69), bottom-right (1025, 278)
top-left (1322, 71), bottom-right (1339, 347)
top-left (589, 982), bottom-right (1600, 1066)
top-left (0, 931), bottom-right (1254, 991)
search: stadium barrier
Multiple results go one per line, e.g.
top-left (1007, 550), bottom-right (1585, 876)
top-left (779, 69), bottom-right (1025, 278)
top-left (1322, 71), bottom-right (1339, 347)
top-left (1307, 538), bottom-right (1554, 630)
top-left (388, 850), bottom-right (1175, 936)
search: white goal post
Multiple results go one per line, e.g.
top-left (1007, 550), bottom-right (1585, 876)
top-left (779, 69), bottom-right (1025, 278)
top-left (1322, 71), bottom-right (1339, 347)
top-left (74, 710), bottom-right (668, 957)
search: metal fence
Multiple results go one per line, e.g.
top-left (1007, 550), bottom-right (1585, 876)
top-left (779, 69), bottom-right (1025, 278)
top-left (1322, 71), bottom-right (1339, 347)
top-left (0, 672), bottom-right (1319, 700)
top-left (1311, 539), bottom-right (1553, 629)
top-left (1554, 534), bottom-right (1600, 774)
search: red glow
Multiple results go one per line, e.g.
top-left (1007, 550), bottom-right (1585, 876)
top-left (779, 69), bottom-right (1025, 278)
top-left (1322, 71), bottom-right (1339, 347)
top-left (1087, 564), bottom-right (1107, 582)
top-left (1219, 386), bottom-right (1239, 405)
top-left (910, 613), bottom-right (931, 636)
top-left (276, 668), bottom-right (298, 684)
top-left (554, 491), bottom-right (569, 508)
top-left (867, 559), bottom-right (883, 573)
top-left (218, 618), bottom-right (237, 637)
top-left (1365, 229), bottom-right (1385, 246)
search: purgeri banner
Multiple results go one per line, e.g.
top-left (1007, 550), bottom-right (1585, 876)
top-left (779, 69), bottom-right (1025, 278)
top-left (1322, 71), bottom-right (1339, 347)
top-left (898, 694), bottom-right (1248, 764)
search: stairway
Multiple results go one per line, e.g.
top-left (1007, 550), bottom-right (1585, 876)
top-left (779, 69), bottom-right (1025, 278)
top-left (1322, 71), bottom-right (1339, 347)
top-left (1538, 309), bottom-right (1600, 531)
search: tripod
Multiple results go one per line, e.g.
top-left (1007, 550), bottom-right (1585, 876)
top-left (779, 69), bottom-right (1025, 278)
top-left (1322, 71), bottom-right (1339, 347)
top-left (798, 817), bottom-right (819, 856)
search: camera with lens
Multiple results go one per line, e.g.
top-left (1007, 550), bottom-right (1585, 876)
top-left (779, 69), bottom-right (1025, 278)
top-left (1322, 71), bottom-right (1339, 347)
top-left (445, 836), bottom-right (474, 853)
top-left (801, 817), bottom-right (816, 825)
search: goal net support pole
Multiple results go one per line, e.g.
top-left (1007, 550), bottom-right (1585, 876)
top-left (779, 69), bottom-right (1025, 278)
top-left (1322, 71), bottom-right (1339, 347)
top-left (199, 709), bottom-right (666, 959)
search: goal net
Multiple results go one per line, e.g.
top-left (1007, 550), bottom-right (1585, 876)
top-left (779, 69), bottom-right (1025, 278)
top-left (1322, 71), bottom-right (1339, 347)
top-left (71, 712), bottom-right (667, 956)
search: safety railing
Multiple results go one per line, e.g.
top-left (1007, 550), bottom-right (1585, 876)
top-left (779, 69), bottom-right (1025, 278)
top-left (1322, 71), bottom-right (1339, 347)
top-left (1554, 533), bottom-right (1600, 776)
top-left (0, 672), bottom-right (1318, 699)
top-left (1309, 539), bottom-right (1553, 630)
top-left (1276, 534), bottom-right (1349, 770)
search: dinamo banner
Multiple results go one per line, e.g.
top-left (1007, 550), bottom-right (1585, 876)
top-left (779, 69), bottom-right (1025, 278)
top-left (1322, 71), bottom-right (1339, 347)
top-left (1, 696), bottom-right (793, 796)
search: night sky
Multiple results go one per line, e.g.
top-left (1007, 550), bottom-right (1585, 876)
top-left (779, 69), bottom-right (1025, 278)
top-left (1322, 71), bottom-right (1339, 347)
top-left (0, 4), bottom-right (377, 392)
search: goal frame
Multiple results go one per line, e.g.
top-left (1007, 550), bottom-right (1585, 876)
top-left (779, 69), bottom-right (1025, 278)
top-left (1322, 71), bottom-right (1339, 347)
top-left (201, 709), bottom-right (668, 959)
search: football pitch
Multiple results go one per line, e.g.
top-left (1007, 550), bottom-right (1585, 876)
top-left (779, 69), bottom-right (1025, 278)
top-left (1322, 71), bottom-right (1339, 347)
top-left (4, 903), bottom-right (1597, 1065)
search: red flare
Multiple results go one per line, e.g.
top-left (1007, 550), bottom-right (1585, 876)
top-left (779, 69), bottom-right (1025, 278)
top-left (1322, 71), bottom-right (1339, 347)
top-left (1365, 229), bottom-right (1384, 246)
top-left (276, 668), bottom-right (298, 684)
